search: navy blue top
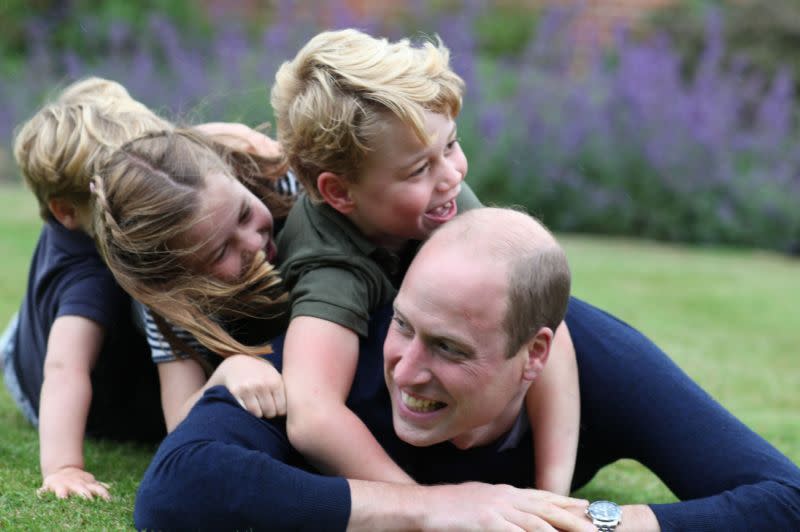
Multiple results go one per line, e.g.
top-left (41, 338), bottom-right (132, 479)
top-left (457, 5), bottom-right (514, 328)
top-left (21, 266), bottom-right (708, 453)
top-left (12, 221), bottom-right (162, 440)
top-left (134, 298), bottom-right (800, 531)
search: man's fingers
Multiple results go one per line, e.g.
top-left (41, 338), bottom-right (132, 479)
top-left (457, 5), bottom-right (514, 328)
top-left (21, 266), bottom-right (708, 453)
top-left (508, 511), bottom-right (558, 532)
top-left (514, 500), bottom-right (594, 532)
top-left (532, 489), bottom-right (588, 507)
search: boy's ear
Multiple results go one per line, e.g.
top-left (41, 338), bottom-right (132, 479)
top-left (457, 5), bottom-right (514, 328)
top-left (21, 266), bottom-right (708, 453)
top-left (317, 171), bottom-right (355, 214)
top-left (47, 198), bottom-right (82, 230)
top-left (521, 327), bottom-right (554, 383)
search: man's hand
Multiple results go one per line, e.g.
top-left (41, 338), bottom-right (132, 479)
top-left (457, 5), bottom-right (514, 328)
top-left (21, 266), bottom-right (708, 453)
top-left (212, 355), bottom-right (286, 419)
top-left (38, 466), bottom-right (110, 501)
top-left (349, 480), bottom-right (594, 531)
top-left (421, 483), bottom-right (593, 532)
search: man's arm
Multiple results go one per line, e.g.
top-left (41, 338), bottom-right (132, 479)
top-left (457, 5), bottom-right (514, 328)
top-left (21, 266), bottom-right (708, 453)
top-left (38, 316), bottom-right (109, 500)
top-left (283, 316), bottom-right (413, 483)
top-left (567, 298), bottom-right (800, 532)
top-left (135, 385), bottom-right (594, 531)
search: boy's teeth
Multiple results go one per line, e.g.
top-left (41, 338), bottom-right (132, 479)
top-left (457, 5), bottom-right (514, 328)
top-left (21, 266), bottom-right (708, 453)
top-left (429, 201), bottom-right (451, 216)
top-left (402, 391), bottom-right (444, 412)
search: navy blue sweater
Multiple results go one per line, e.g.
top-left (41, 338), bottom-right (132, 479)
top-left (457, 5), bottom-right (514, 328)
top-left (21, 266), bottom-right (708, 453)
top-left (134, 298), bottom-right (800, 531)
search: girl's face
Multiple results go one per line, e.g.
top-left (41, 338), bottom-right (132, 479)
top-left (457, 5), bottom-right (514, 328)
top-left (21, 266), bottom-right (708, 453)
top-left (177, 171), bottom-right (276, 281)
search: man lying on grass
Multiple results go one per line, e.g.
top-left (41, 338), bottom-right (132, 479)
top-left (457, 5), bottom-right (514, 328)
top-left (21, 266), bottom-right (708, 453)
top-left (134, 207), bottom-right (800, 531)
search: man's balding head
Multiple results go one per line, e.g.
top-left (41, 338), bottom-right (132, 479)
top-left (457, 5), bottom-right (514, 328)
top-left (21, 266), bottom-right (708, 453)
top-left (418, 207), bottom-right (571, 357)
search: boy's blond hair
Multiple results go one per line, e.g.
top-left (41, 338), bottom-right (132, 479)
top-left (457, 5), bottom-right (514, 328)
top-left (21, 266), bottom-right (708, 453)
top-left (13, 77), bottom-right (171, 220)
top-left (92, 129), bottom-right (289, 359)
top-left (270, 29), bottom-right (464, 201)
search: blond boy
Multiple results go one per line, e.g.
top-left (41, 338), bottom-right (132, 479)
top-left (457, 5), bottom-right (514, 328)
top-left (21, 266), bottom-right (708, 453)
top-left (272, 29), bottom-right (580, 493)
top-left (2, 78), bottom-right (170, 500)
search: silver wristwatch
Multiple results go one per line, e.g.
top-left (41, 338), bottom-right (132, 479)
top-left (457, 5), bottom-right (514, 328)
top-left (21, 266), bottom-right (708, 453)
top-left (586, 500), bottom-right (622, 531)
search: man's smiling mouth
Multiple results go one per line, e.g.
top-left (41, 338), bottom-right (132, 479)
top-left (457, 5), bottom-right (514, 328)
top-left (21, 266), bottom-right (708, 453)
top-left (401, 390), bottom-right (446, 413)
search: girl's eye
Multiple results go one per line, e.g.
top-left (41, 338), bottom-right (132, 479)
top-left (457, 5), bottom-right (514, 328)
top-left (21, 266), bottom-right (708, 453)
top-left (239, 203), bottom-right (252, 224)
top-left (445, 137), bottom-right (460, 151)
top-left (213, 244), bottom-right (228, 264)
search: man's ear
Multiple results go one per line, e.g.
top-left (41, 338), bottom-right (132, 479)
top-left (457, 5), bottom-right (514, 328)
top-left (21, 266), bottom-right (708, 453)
top-left (47, 198), bottom-right (82, 230)
top-left (521, 327), bottom-right (554, 383)
top-left (317, 172), bottom-right (355, 214)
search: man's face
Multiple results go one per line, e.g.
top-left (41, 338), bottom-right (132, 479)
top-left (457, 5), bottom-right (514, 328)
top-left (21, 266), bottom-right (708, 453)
top-left (346, 110), bottom-right (468, 252)
top-left (383, 243), bottom-right (531, 449)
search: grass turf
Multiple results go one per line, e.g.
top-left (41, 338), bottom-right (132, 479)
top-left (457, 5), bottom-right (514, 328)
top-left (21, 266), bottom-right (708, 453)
top-left (1, 182), bottom-right (797, 528)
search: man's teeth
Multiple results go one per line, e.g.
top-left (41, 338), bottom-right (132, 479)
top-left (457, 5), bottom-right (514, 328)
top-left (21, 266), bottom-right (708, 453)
top-left (402, 391), bottom-right (444, 412)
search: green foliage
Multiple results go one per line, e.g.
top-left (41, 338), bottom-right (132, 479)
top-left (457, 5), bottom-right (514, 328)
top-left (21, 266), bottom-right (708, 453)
top-left (0, 0), bottom-right (210, 68)
top-left (649, 0), bottom-right (800, 89)
top-left (474, 4), bottom-right (540, 58)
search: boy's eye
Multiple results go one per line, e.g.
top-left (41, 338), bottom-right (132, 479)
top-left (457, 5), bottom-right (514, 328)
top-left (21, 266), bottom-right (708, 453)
top-left (446, 138), bottom-right (459, 151)
top-left (409, 162), bottom-right (428, 177)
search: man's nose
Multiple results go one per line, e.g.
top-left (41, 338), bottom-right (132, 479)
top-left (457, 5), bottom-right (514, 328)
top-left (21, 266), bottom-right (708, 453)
top-left (391, 338), bottom-right (432, 386)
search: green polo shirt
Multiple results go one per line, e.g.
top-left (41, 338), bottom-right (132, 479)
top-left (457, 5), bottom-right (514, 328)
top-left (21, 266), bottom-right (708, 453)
top-left (277, 184), bottom-right (482, 336)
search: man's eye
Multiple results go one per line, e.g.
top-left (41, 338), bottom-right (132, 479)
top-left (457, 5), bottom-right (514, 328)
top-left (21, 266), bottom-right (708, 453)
top-left (392, 315), bottom-right (410, 332)
top-left (435, 341), bottom-right (465, 358)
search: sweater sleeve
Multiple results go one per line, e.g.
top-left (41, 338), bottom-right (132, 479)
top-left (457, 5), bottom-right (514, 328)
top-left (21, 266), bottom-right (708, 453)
top-left (568, 298), bottom-right (800, 532)
top-left (134, 385), bottom-right (351, 531)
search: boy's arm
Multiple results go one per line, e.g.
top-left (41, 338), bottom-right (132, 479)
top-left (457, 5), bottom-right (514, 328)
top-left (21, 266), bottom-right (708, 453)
top-left (38, 316), bottom-right (109, 500)
top-left (283, 316), bottom-right (414, 483)
top-left (526, 321), bottom-right (580, 495)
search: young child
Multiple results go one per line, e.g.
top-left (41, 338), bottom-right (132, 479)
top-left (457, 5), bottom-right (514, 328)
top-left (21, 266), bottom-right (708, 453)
top-left (92, 128), bottom-right (294, 432)
top-left (271, 29), bottom-right (580, 493)
top-left (3, 78), bottom-right (171, 500)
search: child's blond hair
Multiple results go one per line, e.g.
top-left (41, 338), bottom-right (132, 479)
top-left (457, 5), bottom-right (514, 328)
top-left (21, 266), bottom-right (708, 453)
top-left (271, 29), bottom-right (464, 201)
top-left (13, 77), bottom-right (171, 220)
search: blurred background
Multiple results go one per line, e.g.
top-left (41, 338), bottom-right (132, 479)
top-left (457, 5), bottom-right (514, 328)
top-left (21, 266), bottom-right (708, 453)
top-left (1, 0), bottom-right (798, 254)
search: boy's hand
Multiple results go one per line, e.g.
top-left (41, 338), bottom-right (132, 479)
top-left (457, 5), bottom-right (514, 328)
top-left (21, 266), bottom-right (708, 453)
top-left (214, 355), bottom-right (286, 419)
top-left (38, 466), bottom-right (110, 501)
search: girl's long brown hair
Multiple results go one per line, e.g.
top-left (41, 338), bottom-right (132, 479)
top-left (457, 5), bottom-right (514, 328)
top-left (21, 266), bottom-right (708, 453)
top-left (92, 129), bottom-right (292, 360)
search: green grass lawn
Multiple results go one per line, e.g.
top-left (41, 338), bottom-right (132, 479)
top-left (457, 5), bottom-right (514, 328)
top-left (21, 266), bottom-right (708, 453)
top-left (1, 182), bottom-right (798, 529)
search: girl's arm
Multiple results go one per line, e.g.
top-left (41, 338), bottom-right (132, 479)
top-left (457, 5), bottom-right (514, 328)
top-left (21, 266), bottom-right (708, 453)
top-left (526, 321), bottom-right (580, 495)
top-left (145, 304), bottom-right (285, 431)
top-left (38, 316), bottom-right (109, 500)
top-left (158, 355), bottom-right (285, 432)
top-left (283, 316), bottom-right (414, 483)
top-left (157, 357), bottom-right (208, 432)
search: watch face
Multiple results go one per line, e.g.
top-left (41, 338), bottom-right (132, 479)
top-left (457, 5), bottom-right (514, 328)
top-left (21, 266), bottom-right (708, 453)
top-left (588, 500), bottom-right (622, 521)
